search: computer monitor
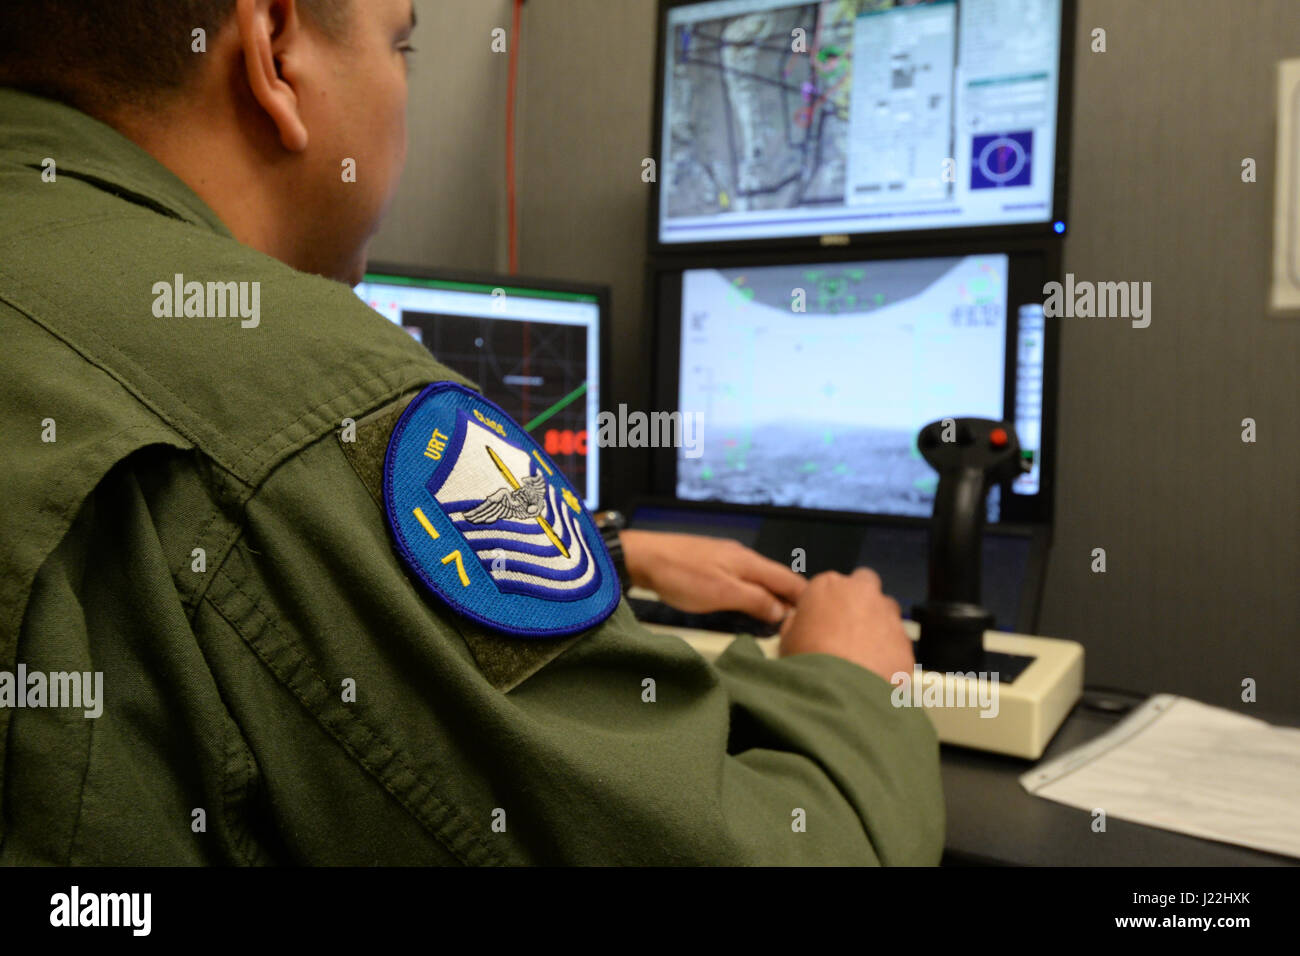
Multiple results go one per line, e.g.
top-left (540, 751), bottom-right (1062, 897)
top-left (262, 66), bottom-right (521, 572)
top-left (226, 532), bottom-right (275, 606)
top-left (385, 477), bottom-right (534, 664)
top-left (650, 0), bottom-right (1075, 251)
top-left (651, 245), bottom-right (1057, 525)
top-left (357, 265), bottom-right (610, 509)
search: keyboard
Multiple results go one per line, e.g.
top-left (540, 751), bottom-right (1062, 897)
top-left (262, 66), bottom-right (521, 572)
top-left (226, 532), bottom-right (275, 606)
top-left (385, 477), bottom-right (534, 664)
top-left (626, 595), bottom-right (780, 638)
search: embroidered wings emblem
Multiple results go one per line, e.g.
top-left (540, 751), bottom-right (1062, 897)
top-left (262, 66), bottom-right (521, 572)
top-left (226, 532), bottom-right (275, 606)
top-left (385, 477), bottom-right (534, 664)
top-left (463, 472), bottom-right (548, 524)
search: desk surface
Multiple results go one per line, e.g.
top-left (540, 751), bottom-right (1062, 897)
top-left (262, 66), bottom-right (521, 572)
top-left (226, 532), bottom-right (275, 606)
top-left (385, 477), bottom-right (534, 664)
top-left (941, 687), bottom-right (1300, 866)
top-left (643, 620), bottom-right (1298, 865)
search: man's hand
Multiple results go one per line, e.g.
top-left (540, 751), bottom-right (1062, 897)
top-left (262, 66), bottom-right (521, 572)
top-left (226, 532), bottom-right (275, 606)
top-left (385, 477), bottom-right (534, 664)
top-left (779, 568), bottom-right (914, 685)
top-left (620, 530), bottom-right (805, 623)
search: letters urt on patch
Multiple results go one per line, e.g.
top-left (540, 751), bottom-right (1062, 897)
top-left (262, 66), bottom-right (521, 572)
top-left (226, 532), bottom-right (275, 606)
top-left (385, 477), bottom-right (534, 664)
top-left (383, 382), bottom-right (619, 637)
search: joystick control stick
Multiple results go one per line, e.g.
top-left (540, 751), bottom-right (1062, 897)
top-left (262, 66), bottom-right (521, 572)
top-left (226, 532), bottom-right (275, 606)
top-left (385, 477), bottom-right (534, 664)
top-left (912, 418), bottom-right (1031, 672)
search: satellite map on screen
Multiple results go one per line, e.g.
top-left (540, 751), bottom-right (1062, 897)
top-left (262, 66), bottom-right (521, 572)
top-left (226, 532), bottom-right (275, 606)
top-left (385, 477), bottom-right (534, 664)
top-left (660, 0), bottom-right (1062, 243)
top-left (665, 1), bottom-right (860, 218)
top-left (666, 1), bottom-right (958, 220)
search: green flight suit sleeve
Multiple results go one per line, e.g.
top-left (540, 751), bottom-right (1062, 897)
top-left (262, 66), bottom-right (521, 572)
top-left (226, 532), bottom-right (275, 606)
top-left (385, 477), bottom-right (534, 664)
top-left (710, 638), bottom-right (946, 865)
top-left (189, 431), bottom-right (945, 866)
top-left (510, 613), bottom-right (945, 865)
top-left (3, 414), bottom-right (942, 867)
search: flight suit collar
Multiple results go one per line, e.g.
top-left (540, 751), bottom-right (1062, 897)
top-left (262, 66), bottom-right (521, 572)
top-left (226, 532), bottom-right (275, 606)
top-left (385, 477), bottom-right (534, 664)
top-left (0, 87), bottom-right (234, 238)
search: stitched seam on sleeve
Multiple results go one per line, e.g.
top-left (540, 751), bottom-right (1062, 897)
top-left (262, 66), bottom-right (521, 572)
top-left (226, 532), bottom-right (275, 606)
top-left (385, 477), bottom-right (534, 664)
top-left (221, 716), bottom-right (262, 866)
top-left (203, 570), bottom-right (504, 866)
top-left (1, 287), bottom-right (438, 486)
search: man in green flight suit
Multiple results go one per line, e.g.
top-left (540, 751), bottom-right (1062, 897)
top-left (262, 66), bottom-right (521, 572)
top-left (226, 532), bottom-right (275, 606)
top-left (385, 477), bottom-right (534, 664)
top-left (0, 0), bottom-right (944, 865)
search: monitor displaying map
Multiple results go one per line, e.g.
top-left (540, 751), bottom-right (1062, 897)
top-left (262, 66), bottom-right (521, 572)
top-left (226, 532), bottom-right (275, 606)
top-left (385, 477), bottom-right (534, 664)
top-left (656, 0), bottom-right (1066, 245)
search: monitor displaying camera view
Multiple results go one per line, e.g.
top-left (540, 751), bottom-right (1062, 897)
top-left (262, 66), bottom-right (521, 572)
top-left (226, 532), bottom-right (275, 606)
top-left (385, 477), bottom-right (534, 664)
top-left (675, 253), bottom-right (1044, 518)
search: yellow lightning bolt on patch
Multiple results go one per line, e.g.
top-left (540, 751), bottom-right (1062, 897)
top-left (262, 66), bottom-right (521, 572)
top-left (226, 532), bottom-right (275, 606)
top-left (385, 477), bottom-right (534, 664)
top-left (485, 445), bottom-right (570, 559)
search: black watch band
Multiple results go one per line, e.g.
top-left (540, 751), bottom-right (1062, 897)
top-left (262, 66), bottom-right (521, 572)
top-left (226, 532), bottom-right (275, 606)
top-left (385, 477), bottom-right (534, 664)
top-left (592, 510), bottom-right (630, 594)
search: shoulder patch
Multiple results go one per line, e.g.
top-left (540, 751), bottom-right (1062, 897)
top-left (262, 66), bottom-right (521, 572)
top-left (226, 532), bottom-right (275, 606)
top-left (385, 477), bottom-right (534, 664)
top-left (383, 382), bottom-right (619, 638)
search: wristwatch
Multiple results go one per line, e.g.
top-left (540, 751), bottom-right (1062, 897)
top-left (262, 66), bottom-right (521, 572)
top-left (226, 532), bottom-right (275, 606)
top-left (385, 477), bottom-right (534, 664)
top-left (592, 510), bottom-right (631, 594)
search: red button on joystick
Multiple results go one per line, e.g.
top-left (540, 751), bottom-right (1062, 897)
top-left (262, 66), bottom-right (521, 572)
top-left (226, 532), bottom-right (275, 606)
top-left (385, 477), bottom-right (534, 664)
top-left (989, 427), bottom-right (1008, 448)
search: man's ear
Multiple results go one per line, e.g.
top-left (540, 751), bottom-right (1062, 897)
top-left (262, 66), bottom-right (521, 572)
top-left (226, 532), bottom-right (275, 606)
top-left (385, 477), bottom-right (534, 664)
top-left (237, 0), bottom-right (310, 152)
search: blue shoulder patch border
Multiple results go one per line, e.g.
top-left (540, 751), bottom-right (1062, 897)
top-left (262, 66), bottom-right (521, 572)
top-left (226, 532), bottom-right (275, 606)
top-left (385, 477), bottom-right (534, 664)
top-left (382, 381), bottom-right (619, 638)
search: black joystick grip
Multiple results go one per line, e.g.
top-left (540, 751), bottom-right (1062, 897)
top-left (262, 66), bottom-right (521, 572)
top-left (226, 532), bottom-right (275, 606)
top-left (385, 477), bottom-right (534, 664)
top-left (913, 418), bottom-right (1031, 671)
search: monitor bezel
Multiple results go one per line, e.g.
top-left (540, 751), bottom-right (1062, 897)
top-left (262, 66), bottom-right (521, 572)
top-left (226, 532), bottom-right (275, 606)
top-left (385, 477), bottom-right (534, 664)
top-left (360, 261), bottom-right (614, 510)
top-left (647, 238), bottom-right (1061, 526)
top-left (646, 0), bottom-right (1078, 256)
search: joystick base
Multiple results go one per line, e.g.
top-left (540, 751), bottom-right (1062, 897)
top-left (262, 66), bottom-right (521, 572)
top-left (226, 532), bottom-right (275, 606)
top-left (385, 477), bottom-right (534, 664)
top-left (909, 624), bottom-right (1083, 759)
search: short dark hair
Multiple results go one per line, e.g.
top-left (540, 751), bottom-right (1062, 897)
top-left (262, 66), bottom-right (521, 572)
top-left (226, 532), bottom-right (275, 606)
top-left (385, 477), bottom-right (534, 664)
top-left (0, 1), bottom-right (350, 115)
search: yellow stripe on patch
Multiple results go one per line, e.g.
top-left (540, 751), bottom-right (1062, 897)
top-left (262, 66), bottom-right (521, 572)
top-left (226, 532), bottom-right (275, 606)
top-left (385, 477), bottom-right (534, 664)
top-left (442, 549), bottom-right (470, 587)
top-left (534, 514), bottom-right (570, 559)
top-left (413, 507), bottom-right (440, 541)
top-left (486, 444), bottom-right (569, 559)
top-left (532, 450), bottom-right (553, 475)
top-left (486, 446), bottom-right (521, 490)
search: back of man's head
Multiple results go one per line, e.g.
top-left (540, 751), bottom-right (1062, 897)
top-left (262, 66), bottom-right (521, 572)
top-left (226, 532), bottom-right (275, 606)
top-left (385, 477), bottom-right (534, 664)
top-left (0, 0), bottom-right (416, 286)
top-left (0, 1), bottom-right (348, 117)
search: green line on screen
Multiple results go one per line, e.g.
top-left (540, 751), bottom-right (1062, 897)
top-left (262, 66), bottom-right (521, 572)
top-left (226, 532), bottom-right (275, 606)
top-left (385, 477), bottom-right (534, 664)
top-left (363, 273), bottom-right (598, 304)
top-left (524, 382), bottom-right (589, 433)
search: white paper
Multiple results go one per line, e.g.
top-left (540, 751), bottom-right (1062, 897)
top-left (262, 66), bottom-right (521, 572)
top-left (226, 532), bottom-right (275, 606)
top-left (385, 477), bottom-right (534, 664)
top-left (1020, 694), bottom-right (1300, 859)
top-left (1270, 59), bottom-right (1300, 313)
